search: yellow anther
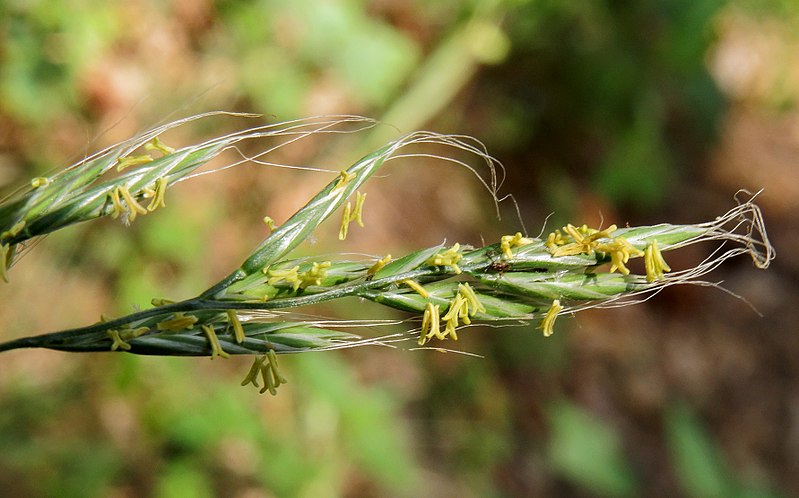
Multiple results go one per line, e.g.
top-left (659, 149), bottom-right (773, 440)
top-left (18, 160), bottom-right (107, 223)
top-left (299, 261), bottom-right (332, 289)
top-left (145, 136), bottom-right (175, 156)
top-left (538, 300), bottom-right (562, 337)
top-left (367, 254), bottom-right (392, 277)
top-left (419, 302), bottom-right (442, 345)
top-left (352, 192), bottom-right (366, 228)
top-left (338, 191), bottom-right (367, 241)
top-left (259, 349), bottom-right (287, 395)
top-left (0, 243), bottom-right (11, 283)
top-left (549, 223), bottom-right (618, 257)
top-left (339, 201), bottom-right (352, 240)
top-left (545, 229), bottom-right (567, 251)
top-left (146, 177), bottom-right (168, 212)
top-left (644, 240), bottom-right (671, 283)
top-left (241, 355), bottom-right (267, 387)
top-left (595, 237), bottom-right (643, 275)
top-left (107, 330), bottom-right (132, 351)
top-left (109, 188), bottom-right (124, 219)
top-left (263, 216), bottom-right (276, 231)
top-left (267, 265), bottom-right (301, 291)
top-left (116, 186), bottom-right (148, 223)
top-left (334, 170), bottom-right (356, 190)
top-left (151, 298), bottom-right (175, 306)
top-left (401, 279), bottom-right (429, 298)
top-left (0, 220), bottom-right (25, 241)
top-left (202, 324), bottom-right (230, 359)
top-left (156, 313), bottom-right (199, 331)
top-left (31, 177), bottom-right (49, 188)
top-left (116, 154), bottom-right (153, 172)
top-left (427, 243), bottom-right (463, 274)
top-left (500, 232), bottom-right (534, 258)
top-left (227, 310), bottom-right (245, 343)
top-left (457, 283), bottom-right (486, 315)
top-left (441, 294), bottom-right (467, 341)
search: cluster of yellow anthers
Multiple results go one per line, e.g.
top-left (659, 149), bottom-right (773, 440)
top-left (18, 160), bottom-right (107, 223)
top-left (426, 243), bottom-right (464, 274)
top-left (644, 240), bottom-right (671, 283)
top-left (241, 350), bottom-right (288, 395)
top-left (418, 283), bottom-right (486, 345)
top-left (115, 137), bottom-right (175, 172)
top-left (264, 261), bottom-right (333, 291)
top-left (339, 192), bottom-right (366, 240)
top-left (108, 177), bottom-right (168, 223)
top-left (546, 223), bottom-right (643, 275)
top-left (501, 232), bottom-right (534, 258)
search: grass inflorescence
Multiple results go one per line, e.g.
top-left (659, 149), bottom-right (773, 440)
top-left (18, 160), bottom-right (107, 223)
top-left (0, 114), bottom-right (774, 395)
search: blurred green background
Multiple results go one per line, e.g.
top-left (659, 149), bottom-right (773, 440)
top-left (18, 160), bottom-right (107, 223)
top-left (1, 0), bottom-right (798, 496)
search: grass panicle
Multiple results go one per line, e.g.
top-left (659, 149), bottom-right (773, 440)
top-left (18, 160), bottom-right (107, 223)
top-left (0, 114), bottom-right (774, 395)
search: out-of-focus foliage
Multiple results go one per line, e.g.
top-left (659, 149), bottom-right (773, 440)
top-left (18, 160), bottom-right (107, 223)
top-left (1, 0), bottom-right (797, 496)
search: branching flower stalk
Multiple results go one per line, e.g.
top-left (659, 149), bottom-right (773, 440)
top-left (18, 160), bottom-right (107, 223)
top-left (0, 114), bottom-right (775, 396)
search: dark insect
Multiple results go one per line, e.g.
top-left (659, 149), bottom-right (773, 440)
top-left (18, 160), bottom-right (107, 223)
top-left (485, 249), bottom-right (512, 275)
top-left (488, 260), bottom-right (511, 274)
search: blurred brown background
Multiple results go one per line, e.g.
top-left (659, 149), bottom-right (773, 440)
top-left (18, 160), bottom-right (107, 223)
top-left (0, 1), bottom-right (797, 497)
